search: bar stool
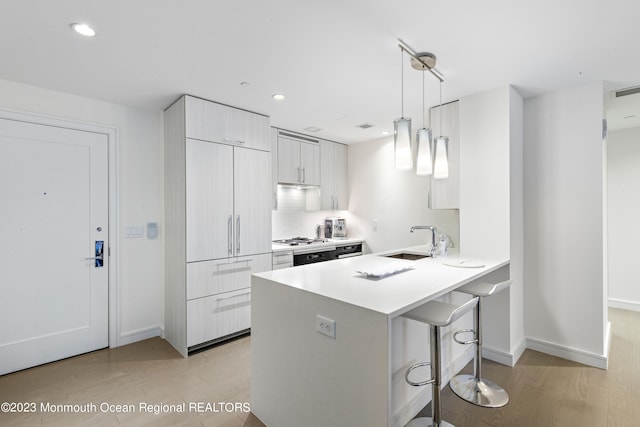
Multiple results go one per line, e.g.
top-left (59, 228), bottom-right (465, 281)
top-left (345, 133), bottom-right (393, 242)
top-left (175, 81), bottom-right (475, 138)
top-left (403, 296), bottom-right (479, 427)
top-left (449, 280), bottom-right (512, 408)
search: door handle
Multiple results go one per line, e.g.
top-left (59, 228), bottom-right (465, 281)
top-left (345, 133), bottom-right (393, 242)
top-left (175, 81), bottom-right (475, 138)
top-left (236, 215), bottom-right (241, 254)
top-left (228, 215), bottom-right (233, 255)
top-left (85, 240), bottom-right (104, 267)
top-left (297, 167), bottom-right (301, 183)
top-left (302, 167), bottom-right (306, 183)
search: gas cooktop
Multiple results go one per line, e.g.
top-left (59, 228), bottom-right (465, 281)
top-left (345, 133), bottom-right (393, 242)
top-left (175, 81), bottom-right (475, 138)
top-left (273, 237), bottom-right (326, 246)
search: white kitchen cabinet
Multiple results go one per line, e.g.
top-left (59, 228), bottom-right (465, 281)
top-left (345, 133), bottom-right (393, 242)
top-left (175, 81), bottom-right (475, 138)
top-left (164, 95), bottom-right (272, 356)
top-left (185, 140), bottom-right (271, 261)
top-left (184, 95), bottom-right (270, 151)
top-left (186, 140), bottom-right (233, 262)
top-left (276, 130), bottom-right (320, 186)
top-left (320, 139), bottom-right (348, 210)
top-left (187, 288), bottom-right (251, 348)
top-left (187, 253), bottom-right (271, 348)
top-left (187, 253), bottom-right (272, 300)
top-left (429, 100), bottom-right (460, 209)
top-left (234, 147), bottom-right (272, 255)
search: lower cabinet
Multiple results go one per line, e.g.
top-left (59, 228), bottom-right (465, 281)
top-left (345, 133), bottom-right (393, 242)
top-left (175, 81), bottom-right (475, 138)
top-left (187, 288), bottom-right (251, 348)
top-left (186, 252), bottom-right (271, 349)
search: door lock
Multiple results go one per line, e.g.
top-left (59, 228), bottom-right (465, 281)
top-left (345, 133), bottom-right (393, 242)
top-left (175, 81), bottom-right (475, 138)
top-left (85, 240), bottom-right (104, 267)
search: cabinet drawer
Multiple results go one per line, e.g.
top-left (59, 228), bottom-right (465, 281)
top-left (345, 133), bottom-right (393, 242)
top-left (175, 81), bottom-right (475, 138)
top-left (272, 250), bottom-right (293, 268)
top-left (187, 253), bottom-right (271, 300)
top-left (187, 289), bottom-right (251, 347)
top-left (185, 96), bottom-right (270, 151)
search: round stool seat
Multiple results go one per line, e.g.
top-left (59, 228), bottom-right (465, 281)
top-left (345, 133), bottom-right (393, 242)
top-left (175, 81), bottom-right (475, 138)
top-left (403, 296), bottom-right (479, 327)
top-left (456, 279), bottom-right (512, 298)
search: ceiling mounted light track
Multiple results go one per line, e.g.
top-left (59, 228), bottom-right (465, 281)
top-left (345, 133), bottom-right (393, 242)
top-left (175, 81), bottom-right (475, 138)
top-left (398, 39), bottom-right (444, 82)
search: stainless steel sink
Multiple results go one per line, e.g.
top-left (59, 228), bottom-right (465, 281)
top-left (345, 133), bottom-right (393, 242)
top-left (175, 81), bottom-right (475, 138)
top-left (383, 252), bottom-right (430, 260)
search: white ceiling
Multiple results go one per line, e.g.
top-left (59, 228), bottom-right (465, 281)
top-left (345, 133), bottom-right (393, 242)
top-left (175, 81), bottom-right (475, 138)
top-left (2, 0), bottom-right (640, 142)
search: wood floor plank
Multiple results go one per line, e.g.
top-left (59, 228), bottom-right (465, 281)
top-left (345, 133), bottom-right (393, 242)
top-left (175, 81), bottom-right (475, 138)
top-left (1, 308), bottom-right (639, 426)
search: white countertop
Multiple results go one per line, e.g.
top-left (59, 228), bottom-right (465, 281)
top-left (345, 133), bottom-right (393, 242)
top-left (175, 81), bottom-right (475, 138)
top-left (254, 244), bottom-right (509, 317)
top-left (271, 237), bottom-right (364, 253)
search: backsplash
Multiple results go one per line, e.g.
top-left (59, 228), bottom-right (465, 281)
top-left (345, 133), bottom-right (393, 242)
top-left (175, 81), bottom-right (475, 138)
top-left (272, 209), bottom-right (353, 240)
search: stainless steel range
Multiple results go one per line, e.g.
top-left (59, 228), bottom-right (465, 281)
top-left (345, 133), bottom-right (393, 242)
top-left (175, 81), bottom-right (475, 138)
top-left (272, 237), bottom-right (326, 246)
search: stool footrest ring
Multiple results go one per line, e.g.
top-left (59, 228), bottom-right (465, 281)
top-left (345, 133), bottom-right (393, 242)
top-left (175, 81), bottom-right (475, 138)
top-left (405, 362), bottom-right (434, 387)
top-left (453, 329), bottom-right (478, 345)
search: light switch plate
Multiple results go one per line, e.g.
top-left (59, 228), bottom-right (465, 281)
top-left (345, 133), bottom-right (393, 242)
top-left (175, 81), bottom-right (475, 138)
top-left (125, 225), bottom-right (144, 239)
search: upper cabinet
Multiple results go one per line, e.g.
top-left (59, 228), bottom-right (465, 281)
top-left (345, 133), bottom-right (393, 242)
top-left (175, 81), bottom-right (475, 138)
top-left (429, 100), bottom-right (460, 209)
top-left (276, 130), bottom-right (320, 186)
top-left (184, 95), bottom-right (270, 151)
top-left (320, 140), bottom-right (348, 210)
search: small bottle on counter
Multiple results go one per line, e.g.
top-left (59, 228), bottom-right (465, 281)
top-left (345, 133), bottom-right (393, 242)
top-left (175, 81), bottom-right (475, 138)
top-left (438, 236), bottom-right (448, 257)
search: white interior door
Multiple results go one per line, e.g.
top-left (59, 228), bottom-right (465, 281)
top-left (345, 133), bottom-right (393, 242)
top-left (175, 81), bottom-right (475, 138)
top-left (0, 117), bottom-right (109, 375)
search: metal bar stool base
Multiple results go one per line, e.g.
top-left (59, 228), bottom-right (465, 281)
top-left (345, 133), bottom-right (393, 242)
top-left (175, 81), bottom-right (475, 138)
top-left (406, 417), bottom-right (455, 427)
top-left (449, 374), bottom-right (509, 408)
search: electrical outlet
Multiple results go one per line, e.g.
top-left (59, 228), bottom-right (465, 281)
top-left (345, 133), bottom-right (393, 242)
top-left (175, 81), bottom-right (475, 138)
top-left (316, 315), bottom-right (336, 339)
top-left (371, 220), bottom-right (378, 231)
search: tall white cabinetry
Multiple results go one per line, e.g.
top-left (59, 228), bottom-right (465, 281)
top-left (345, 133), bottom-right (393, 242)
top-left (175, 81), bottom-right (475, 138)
top-left (320, 140), bottom-right (348, 210)
top-left (165, 95), bottom-right (272, 356)
top-left (429, 100), bottom-right (460, 209)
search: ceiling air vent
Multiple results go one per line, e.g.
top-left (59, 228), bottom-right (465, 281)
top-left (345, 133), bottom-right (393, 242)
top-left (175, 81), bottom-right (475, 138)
top-left (357, 123), bottom-right (374, 129)
top-left (614, 85), bottom-right (640, 98)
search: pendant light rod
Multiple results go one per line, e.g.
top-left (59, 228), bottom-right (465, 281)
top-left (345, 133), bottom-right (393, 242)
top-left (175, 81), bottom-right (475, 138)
top-left (400, 48), bottom-right (404, 117)
top-left (398, 39), bottom-right (444, 82)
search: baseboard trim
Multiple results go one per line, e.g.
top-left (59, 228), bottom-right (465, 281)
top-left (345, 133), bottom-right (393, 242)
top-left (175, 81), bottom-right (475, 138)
top-left (603, 321), bottom-right (611, 370)
top-left (118, 325), bottom-right (163, 347)
top-left (482, 338), bottom-right (526, 367)
top-left (608, 298), bottom-right (640, 312)
top-left (525, 337), bottom-right (608, 370)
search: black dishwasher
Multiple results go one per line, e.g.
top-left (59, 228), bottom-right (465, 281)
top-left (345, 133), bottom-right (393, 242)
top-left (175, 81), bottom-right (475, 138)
top-left (293, 248), bottom-right (337, 266)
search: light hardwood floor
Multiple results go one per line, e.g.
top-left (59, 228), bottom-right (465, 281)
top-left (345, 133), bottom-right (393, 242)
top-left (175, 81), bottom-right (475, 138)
top-left (1, 308), bottom-right (638, 427)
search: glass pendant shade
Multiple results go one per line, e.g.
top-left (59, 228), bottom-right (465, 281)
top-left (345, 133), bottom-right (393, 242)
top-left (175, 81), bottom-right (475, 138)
top-left (415, 128), bottom-right (433, 175)
top-left (433, 136), bottom-right (449, 179)
top-left (394, 117), bottom-right (412, 170)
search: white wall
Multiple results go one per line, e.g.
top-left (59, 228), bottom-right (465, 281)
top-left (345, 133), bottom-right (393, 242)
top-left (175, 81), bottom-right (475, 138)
top-left (0, 78), bottom-right (164, 346)
top-left (458, 86), bottom-right (525, 365)
top-left (607, 126), bottom-right (640, 311)
top-left (523, 81), bottom-right (608, 367)
top-left (347, 137), bottom-right (460, 253)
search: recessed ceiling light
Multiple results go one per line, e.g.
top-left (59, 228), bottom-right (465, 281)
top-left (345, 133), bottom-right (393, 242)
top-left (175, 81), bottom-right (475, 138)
top-left (240, 81), bottom-right (251, 86)
top-left (624, 115), bottom-right (636, 119)
top-left (71, 23), bottom-right (96, 37)
top-left (304, 126), bottom-right (323, 133)
top-left (381, 130), bottom-right (391, 136)
top-left (272, 93), bottom-right (285, 101)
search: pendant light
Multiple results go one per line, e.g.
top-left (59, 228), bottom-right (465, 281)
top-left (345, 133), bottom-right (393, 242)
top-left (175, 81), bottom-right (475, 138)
top-left (415, 69), bottom-right (433, 175)
top-left (433, 80), bottom-right (449, 179)
top-left (394, 48), bottom-right (412, 170)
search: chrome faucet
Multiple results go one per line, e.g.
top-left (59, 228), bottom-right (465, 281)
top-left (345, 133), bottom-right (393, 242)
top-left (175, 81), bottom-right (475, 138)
top-left (410, 225), bottom-right (438, 257)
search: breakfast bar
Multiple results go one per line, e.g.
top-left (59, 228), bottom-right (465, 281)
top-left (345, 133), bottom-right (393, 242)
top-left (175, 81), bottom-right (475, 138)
top-left (250, 245), bottom-right (509, 427)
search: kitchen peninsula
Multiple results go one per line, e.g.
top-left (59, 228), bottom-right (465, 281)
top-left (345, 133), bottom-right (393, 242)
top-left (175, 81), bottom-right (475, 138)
top-left (251, 245), bottom-right (509, 427)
